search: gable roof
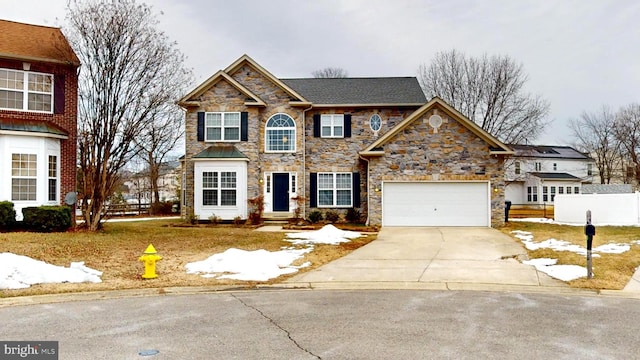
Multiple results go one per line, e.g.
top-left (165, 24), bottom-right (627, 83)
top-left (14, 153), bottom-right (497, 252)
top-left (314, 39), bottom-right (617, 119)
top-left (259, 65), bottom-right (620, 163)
top-left (281, 77), bottom-right (426, 106)
top-left (0, 19), bottom-right (80, 66)
top-left (179, 70), bottom-right (267, 107)
top-left (360, 97), bottom-right (513, 156)
top-left (178, 54), bottom-right (308, 107)
top-left (507, 144), bottom-right (592, 160)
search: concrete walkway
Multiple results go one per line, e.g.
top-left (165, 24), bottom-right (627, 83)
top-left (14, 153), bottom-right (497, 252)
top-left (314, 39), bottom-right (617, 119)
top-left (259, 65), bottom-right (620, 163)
top-left (286, 227), bottom-right (568, 291)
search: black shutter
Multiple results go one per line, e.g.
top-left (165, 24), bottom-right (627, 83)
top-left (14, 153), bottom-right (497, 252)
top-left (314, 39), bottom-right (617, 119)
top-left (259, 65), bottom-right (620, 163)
top-left (313, 114), bottom-right (320, 137)
top-left (240, 112), bottom-right (248, 141)
top-left (310, 173), bottom-right (317, 207)
top-left (197, 112), bottom-right (205, 141)
top-left (344, 114), bottom-right (352, 138)
top-left (53, 74), bottom-right (65, 114)
top-left (352, 172), bottom-right (360, 208)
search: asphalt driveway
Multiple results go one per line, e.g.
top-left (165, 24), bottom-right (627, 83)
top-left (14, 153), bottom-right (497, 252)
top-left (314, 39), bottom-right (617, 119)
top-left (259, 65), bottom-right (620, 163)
top-left (287, 227), bottom-right (566, 290)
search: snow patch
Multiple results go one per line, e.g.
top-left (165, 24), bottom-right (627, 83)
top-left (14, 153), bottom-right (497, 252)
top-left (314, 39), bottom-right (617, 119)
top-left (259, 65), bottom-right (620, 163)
top-left (523, 258), bottom-right (587, 281)
top-left (186, 225), bottom-right (362, 281)
top-left (0, 253), bottom-right (102, 290)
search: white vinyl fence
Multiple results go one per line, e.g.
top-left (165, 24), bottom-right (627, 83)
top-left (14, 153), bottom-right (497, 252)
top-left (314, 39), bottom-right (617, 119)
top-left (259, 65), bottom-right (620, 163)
top-left (554, 193), bottom-right (640, 225)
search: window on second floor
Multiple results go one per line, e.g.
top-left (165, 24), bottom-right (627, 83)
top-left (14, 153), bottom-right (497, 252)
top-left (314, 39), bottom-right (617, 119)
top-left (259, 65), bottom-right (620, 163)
top-left (205, 112), bottom-right (240, 141)
top-left (587, 164), bottom-right (593, 176)
top-left (553, 163), bottom-right (557, 171)
top-left (535, 162), bottom-right (542, 171)
top-left (265, 113), bottom-right (295, 152)
top-left (0, 68), bottom-right (53, 113)
top-left (321, 114), bottom-right (344, 138)
top-left (514, 161), bottom-right (521, 175)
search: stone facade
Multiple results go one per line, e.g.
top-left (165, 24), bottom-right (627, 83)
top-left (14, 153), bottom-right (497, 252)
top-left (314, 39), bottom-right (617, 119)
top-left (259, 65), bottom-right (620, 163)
top-left (366, 105), bottom-right (506, 227)
top-left (180, 55), bottom-right (510, 227)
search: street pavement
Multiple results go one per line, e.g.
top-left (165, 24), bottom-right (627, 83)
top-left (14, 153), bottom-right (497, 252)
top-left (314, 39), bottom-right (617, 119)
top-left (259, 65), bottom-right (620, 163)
top-left (1, 290), bottom-right (639, 359)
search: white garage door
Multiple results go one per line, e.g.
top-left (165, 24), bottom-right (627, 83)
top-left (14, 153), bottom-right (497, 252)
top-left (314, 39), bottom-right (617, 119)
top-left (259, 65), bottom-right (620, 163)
top-left (382, 182), bottom-right (490, 226)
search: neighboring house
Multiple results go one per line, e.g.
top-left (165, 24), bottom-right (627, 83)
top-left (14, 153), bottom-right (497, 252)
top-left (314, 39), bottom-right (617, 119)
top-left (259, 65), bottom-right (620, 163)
top-left (123, 161), bottom-right (180, 203)
top-left (505, 145), bottom-right (596, 205)
top-left (178, 55), bottom-right (512, 227)
top-left (0, 20), bottom-right (80, 219)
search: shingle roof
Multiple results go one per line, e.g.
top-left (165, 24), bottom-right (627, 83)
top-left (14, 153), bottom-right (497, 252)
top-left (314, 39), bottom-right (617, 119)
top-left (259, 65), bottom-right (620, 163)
top-left (0, 19), bottom-right (80, 66)
top-left (193, 146), bottom-right (249, 159)
top-left (530, 172), bottom-right (581, 180)
top-left (582, 184), bottom-right (633, 194)
top-left (0, 118), bottom-right (68, 137)
top-left (507, 144), bottom-right (591, 160)
top-left (281, 77), bottom-right (426, 105)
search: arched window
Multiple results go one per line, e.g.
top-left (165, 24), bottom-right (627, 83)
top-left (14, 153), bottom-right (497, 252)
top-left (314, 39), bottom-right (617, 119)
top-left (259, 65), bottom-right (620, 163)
top-left (265, 114), bottom-right (296, 152)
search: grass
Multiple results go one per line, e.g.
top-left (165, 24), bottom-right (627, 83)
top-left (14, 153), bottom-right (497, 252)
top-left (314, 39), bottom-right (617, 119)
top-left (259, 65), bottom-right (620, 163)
top-left (500, 221), bottom-right (640, 290)
top-left (0, 219), bottom-right (376, 298)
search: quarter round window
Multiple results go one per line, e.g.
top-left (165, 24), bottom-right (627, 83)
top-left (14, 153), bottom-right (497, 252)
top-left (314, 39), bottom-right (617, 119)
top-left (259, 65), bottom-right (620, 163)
top-left (369, 114), bottom-right (382, 132)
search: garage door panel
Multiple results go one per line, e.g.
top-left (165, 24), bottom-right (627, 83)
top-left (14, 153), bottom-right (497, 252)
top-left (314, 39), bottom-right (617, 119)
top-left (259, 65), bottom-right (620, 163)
top-left (382, 182), bottom-right (489, 227)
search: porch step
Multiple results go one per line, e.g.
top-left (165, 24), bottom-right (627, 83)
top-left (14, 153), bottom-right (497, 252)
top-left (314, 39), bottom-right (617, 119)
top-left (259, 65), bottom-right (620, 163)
top-left (263, 212), bottom-right (293, 221)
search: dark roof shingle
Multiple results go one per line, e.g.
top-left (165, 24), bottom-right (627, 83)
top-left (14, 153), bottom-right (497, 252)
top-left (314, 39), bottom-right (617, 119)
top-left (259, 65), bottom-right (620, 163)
top-left (529, 172), bottom-right (581, 180)
top-left (508, 144), bottom-right (591, 160)
top-left (281, 77), bottom-right (426, 105)
top-left (0, 118), bottom-right (68, 137)
top-left (193, 145), bottom-right (248, 159)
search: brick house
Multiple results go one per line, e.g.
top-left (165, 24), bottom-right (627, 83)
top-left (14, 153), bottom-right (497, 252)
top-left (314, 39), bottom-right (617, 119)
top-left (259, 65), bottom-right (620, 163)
top-left (0, 20), bottom-right (80, 219)
top-left (178, 55), bottom-right (512, 227)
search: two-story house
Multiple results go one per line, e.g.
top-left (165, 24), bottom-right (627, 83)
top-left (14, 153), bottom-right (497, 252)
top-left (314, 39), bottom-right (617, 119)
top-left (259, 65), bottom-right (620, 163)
top-left (178, 55), bottom-right (512, 227)
top-left (0, 20), bottom-right (80, 220)
top-left (505, 144), bottom-right (596, 205)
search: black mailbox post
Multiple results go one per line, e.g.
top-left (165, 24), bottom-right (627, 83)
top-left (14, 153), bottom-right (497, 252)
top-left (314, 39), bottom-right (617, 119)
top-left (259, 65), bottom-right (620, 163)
top-left (585, 218), bottom-right (596, 279)
top-left (505, 201), bottom-right (512, 223)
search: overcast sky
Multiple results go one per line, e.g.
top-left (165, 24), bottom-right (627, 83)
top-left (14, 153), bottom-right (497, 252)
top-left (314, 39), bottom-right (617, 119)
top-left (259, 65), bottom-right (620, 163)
top-left (3, 0), bottom-right (639, 145)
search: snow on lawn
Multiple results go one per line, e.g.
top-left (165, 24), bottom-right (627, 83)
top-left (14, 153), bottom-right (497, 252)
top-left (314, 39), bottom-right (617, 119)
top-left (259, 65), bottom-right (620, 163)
top-left (285, 224), bottom-right (362, 245)
top-left (186, 225), bottom-right (361, 281)
top-left (512, 230), bottom-right (639, 281)
top-left (523, 258), bottom-right (588, 282)
top-left (0, 253), bottom-right (102, 290)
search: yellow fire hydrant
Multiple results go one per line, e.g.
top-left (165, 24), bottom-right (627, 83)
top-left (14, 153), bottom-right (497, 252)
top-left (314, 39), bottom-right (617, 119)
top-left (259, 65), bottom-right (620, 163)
top-left (139, 244), bottom-right (162, 279)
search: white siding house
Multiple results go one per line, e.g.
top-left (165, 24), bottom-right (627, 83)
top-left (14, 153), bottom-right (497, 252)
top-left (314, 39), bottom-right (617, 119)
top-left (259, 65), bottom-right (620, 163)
top-left (505, 145), bottom-right (596, 205)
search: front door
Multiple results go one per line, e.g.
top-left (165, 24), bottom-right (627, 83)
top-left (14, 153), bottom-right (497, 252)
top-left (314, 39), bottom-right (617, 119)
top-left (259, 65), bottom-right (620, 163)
top-left (272, 173), bottom-right (289, 212)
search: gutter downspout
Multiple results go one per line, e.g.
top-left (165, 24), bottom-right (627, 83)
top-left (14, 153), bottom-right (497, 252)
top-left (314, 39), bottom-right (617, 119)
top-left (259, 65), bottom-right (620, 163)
top-left (302, 105), bottom-right (313, 220)
top-left (358, 154), bottom-right (371, 226)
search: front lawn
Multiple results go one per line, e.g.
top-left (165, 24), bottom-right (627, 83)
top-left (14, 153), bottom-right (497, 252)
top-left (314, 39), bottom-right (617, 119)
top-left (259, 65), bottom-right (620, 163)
top-left (501, 221), bottom-right (640, 290)
top-left (0, 219), bottom-right (376, 298)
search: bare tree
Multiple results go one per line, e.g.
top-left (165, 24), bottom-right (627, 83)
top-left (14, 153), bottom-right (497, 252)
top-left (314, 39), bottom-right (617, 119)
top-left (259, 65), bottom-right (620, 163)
top-left (66, 0), bottom-right (192, 230)
top-left (614, 103), bottom-right (640, 185)
top-left (418, 49), bottom-right (550, 144)
top-left (569, 106), bottom-right (622, 184)
top-left (135, 109), bottom-right (186, 214)
top-left (312, 67), bottom-right (348, 78)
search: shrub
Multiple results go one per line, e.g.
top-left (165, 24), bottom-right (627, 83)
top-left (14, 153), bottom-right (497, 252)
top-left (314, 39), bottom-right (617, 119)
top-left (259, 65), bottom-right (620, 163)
top-left (324, 210), bottom-right (340, 223)
top-left (208, 214), bottom-right (221, 225)
top-left (248, 195), bottom-right (265, 225)
top-left (22, 206), bottom-right (72, 232)
top-left (184, 213), bottom-right (199, 225)
top-left (151, 201), bottom-right (174, 215)
top-left (308, 210), bottom-right (323, 223)
top-left (346, 207), bottom-right (362, 224)
top-left (0, 201), bottom-right (17, 231)
top-left (233, 216), bottom-right (243, 226)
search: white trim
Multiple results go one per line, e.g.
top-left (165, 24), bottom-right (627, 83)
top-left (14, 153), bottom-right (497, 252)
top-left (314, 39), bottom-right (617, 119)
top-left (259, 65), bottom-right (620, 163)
top-left (204, 112), bottom-right (241, 142)
top-left (194, 160), bottom-right (247, 220)
top-left (0, 130), bottom-right (68, 139)
top-left (320, 114), bottom-right (344, 138)
top-left (0, 68), bottom-right (54, 114)
top-left (264, 113), bottom-right (296, 153)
